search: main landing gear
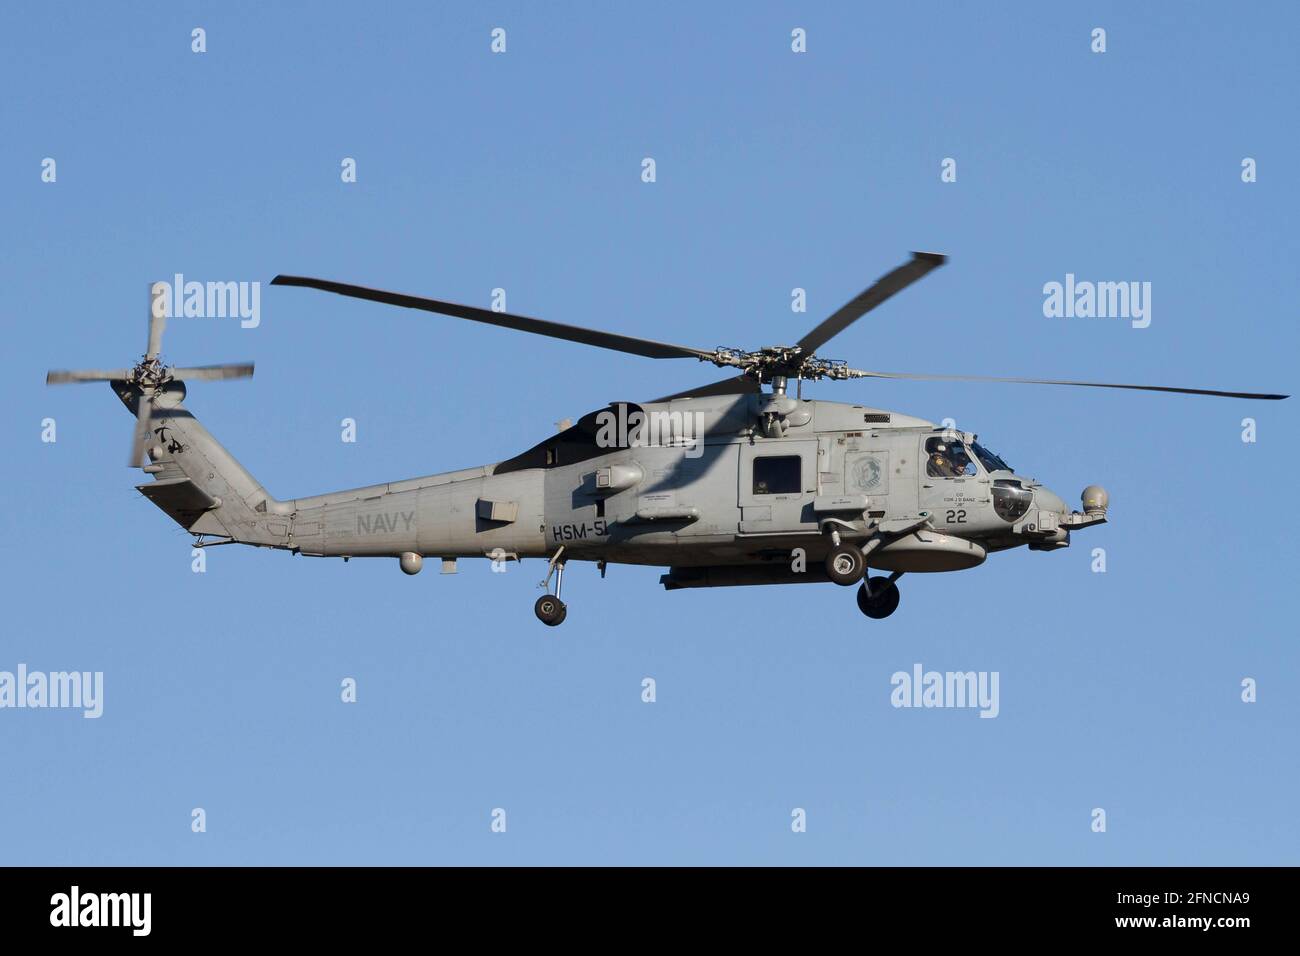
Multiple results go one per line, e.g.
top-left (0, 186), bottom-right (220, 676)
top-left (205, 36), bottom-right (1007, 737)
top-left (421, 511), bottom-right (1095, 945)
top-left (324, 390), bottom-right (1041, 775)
top-left (822, 528), bottom-right (903, 620)
top-left (825, 543), bottom-right (867, 586)
top-left (534, 592), bottom-right (566, 626)
top-left (856, 572), bottom-right (902, 619)
top-left (534, 547), bottom-right (568, 627)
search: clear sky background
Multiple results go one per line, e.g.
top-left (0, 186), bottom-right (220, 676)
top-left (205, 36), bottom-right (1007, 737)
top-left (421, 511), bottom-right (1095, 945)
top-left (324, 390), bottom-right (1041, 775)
top-left (2, 2), bottom-right (1296, 865)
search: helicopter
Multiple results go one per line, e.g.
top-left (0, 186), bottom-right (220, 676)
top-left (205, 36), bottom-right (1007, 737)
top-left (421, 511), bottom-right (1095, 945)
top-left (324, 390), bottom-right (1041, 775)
top-left (47, 253), bottom-right (1287, 626)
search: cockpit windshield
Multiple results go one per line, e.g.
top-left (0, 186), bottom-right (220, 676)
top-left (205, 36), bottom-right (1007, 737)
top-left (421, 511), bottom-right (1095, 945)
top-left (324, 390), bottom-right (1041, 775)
top-left (970, 440), bottom-right (1013, 474)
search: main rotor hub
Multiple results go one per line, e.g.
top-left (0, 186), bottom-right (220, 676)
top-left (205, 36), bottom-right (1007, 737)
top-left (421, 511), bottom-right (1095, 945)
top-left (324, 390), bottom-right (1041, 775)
top-left (709, 345), bottom-right (868, 384)
top-left (130, 356), bottom-right (172, 389)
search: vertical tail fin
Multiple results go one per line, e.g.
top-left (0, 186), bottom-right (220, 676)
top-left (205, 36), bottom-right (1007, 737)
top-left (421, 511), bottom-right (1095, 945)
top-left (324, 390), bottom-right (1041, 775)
top-left (120, 382), bottom-right (292, 547)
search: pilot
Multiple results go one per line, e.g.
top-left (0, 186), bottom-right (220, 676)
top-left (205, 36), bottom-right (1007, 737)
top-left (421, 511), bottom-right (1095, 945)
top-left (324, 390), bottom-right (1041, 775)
top-left (949, 445), bottom-right (973, 477)
top-left (929, 443), bottom-right (958, 477)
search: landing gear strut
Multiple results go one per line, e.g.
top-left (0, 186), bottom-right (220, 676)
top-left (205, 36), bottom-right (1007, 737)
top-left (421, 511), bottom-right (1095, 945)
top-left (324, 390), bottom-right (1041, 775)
top-left (857, 572), bottom-right (902, 619)
top-left (535, 547), bottom-right (568, 626)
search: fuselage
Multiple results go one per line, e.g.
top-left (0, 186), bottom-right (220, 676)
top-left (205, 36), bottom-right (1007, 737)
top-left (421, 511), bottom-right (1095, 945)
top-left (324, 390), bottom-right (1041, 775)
top-left (250, 393), bottom-right (1098, 573)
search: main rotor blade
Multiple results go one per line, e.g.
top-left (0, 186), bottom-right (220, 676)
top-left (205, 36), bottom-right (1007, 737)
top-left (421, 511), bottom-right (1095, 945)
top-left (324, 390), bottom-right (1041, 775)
top-left (47, 369), bottom-right (132, 385)
top-left (272, 275), bottom-right (715, 361)
top-left (857, 370), bottom-right (1288, 401)
top-left (147, 282), bottom-right (168, 359)
top-left (170, 363), bottom-right (255, 381)
top-left (651, 374), bottom-right (760, 403)
top-left (128, 393), bottom-right (152, 467)
top-left (796, 251), bottom-right (947, 355)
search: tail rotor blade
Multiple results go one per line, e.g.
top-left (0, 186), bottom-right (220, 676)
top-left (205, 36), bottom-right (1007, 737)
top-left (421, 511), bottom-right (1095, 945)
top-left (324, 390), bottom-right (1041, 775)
top-left (47, 369), bottom-right (131, 385)
top-left (147, 282), bottom-right (167, 359)
top-left (169, 363), bottom-right (254, 382)
top-left (128, 393), bottom-right (153, 467)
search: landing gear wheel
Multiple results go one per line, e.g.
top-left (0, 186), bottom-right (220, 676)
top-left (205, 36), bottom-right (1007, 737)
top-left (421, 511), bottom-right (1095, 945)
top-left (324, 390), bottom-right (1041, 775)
top-left (856, 577), bottom-right (901, 619)
top-left (825, 544), bottom-right (866, 586)
top-left (534, 595), bottom-right (568, 627)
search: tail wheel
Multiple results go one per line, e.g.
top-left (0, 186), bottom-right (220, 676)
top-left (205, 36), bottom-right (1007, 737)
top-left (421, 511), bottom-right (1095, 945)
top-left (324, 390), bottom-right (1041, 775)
top-left (857, 577), bottom-right (901, 619)
top-left (534, 595), bottom-right (567, 626)
top-left (825, 544), bottom-right (866, 586)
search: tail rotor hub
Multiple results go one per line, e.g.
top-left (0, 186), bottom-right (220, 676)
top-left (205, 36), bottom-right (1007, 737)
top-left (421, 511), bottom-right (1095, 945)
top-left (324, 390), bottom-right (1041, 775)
top-left (45, 282), bottom-right (255, 466)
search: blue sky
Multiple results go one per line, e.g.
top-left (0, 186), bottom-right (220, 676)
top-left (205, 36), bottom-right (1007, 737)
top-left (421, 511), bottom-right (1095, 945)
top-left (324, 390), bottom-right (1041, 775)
top-left (2, 1), bottom-right (1296, 865)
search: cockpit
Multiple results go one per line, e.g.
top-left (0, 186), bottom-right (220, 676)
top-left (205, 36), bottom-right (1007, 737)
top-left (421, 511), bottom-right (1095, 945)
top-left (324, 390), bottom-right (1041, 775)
top-left (924, 435), bottom-right (1015, 478)
top-left (926, 433), bottom-right (1031, 520)
top-left (924, 436), bottom-right (976, 478)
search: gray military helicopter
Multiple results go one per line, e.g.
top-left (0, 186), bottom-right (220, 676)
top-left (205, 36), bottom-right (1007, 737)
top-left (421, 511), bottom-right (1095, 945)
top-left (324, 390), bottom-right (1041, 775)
top-left (48, 253), bottom-right (1286, 626)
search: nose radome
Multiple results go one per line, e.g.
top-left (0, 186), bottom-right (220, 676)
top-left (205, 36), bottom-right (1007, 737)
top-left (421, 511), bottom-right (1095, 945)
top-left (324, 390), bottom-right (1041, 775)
top-left (1082, 485), bottom-right (1109, 514)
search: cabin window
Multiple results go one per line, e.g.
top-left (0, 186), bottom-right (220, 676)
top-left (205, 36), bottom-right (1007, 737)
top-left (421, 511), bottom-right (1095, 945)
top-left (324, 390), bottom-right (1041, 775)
top-left (752, 456), bottom-right (801, 495)
top-left (925, 436), bottom-right (977, 478)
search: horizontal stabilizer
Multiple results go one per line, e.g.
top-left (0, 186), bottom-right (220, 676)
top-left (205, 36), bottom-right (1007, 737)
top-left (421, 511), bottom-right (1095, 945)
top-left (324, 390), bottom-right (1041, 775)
top-left (136, 477), bottom-right (217, 529)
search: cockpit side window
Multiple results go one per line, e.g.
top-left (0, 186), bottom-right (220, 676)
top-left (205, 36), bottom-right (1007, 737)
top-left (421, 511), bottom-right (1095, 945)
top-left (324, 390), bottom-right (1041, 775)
top-left (925, 436), bottom-right (977, 478)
